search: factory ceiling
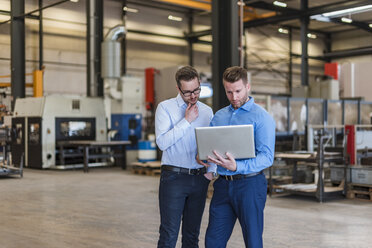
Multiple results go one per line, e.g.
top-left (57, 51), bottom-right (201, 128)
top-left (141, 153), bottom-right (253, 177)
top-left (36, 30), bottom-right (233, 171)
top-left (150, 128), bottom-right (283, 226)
top-left (127, 0), bottom-right (372, 35)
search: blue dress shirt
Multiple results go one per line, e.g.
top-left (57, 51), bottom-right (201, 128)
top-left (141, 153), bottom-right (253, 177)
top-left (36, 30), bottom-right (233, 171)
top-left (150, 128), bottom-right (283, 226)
top-left (210, 97), bottom-right (276, 175)
top-left (155, 94), bottom-right (215, 171)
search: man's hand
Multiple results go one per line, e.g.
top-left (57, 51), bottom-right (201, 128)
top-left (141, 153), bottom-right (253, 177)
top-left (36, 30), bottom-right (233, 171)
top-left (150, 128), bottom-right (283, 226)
top-left (185, 103), bottom-right (198, 123)
top-left (196, 154), bottom-right (210, 167)
top-left (204, 172), bottom-right (213, 181)
top-left (207, 151), bottom-right (237, 171)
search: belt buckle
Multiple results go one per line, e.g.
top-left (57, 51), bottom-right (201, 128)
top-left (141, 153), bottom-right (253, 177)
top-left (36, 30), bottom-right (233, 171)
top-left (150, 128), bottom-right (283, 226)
top-left (229, 175), bottom-right (233, 181)
top-left (188, 168), bottom-right (192, 175)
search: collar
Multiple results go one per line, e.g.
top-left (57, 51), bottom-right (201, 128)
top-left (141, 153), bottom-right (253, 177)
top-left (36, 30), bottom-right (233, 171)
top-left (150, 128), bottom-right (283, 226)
top-left (229, 96), bottom-right (254, 112)
top-left (176, 94), bottom-right (186, 107)
top-left (176, 93), bottom-right (198, 108)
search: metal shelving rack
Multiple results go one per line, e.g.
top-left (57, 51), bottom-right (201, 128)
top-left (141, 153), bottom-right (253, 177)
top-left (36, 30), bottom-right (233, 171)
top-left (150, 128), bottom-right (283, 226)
top-left (269, 130), bottom-right (347, 202)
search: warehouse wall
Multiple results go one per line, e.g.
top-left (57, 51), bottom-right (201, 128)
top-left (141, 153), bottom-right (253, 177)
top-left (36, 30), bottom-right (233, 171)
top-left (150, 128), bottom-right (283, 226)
top-left (332, 29), bottom-right (372, 101)
top-left (245, 27), bottom-right (325, 95)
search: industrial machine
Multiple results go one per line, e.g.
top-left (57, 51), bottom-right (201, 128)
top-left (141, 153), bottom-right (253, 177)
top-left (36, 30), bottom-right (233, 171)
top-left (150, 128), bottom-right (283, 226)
top-left (11, 95), bottom-right (107, 169)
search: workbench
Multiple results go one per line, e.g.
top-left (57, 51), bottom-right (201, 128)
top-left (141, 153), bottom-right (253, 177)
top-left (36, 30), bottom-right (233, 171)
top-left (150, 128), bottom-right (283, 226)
top-left (57, 140), bottom-right (131, 172)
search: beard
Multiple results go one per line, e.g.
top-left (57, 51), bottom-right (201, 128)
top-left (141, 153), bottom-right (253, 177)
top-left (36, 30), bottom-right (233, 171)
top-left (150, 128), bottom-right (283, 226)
top-left (230, 94), bottom-right (249, 109)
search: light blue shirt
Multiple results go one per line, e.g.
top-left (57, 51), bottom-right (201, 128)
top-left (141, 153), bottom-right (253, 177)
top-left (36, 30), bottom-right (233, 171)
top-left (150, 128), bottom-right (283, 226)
top-left (210, 97), bottom-right (276, 175)
top-left (155, 94), bottom-right (215, 172)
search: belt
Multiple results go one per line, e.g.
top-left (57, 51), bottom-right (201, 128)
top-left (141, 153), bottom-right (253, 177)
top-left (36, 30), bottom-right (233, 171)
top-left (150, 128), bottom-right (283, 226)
top-left (220, 171), bottom-right (263, 181)
top-left (161, 165), bottom-right (206, 175)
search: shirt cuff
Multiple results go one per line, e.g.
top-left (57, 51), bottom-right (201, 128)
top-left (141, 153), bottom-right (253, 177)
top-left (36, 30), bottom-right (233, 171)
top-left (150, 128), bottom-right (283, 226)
top-left (207, 164), bottom-right (217, 173)
top-left (234, 160), bottom-right (244, 174)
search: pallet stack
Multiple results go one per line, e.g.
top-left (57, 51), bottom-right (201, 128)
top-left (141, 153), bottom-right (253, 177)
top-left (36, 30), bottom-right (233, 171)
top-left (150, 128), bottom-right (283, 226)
top-left (131, 161), bottom-right (161, 176)
top-left (347, 183), bottom-right (372, 201)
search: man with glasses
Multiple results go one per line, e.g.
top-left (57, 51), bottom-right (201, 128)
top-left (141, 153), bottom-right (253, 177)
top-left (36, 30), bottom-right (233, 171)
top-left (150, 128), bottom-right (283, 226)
top-left (155, 66), bottom-right (215, 248)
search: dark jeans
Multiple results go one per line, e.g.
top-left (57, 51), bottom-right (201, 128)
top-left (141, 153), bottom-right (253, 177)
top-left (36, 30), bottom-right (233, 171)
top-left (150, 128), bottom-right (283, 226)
top-left (157, 170), bottom-right (210, 248)
top-left (205, 173), bottom-right (267, 248)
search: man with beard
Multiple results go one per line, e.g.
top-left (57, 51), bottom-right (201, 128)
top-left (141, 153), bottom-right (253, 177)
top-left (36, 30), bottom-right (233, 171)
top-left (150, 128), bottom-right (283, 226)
top-left (203, 66), bottom-right (275, 248)
top-left (155, 66), bottom-right (215, 248)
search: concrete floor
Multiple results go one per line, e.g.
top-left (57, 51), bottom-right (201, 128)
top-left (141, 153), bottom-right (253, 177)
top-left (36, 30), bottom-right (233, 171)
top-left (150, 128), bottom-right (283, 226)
top-left (0, 167), bottom-right (371, 248)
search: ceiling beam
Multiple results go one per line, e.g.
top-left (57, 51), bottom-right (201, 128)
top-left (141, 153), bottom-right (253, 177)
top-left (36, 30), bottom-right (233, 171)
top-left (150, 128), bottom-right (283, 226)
top-left (155, 0), bottom-right (211, 11)
top-left (245, 1), bottom-right (298, 13)
top-left (330, 17), bottom-right (372, 33)
top-left (244, 0), bottom-right (372, 28)
top-left (323, 46), bottom-right (372, 59)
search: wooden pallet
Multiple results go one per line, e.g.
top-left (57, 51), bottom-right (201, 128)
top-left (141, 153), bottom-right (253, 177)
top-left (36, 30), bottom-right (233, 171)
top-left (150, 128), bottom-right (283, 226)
top-left (347, 183), bottom-right (372, 201)
top-left (131, 161), bottom-right (161, 176)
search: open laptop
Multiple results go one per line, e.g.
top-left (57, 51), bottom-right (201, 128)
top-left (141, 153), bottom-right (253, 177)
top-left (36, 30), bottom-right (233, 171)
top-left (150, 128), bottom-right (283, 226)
top-left (195, 125), bottom-right (256, 161)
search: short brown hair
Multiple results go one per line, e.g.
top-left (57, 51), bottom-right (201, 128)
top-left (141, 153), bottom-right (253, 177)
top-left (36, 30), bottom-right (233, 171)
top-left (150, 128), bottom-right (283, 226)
top-left (175, 66), bottom-right (200, 88)
top-left (223, 66), bottom-right (248, 85)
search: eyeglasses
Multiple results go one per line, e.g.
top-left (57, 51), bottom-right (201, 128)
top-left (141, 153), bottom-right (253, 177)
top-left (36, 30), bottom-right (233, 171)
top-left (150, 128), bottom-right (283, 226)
top-left (178, 86), bottom-right (201, 97)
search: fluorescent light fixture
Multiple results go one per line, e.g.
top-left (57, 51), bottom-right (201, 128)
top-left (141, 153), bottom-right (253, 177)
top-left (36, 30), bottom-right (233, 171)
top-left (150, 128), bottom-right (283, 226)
top-left (369, 24), bottom-right (372, 28)
top-left (168, 15), bottom-right (182, 22)
top-left (341, 17), bottom-right (352, 23)
top-left (307, 33), bottom-right (317, 39)
top-left (273, 1), bottom-right (287, 8)
top-left (311, 4), bottom-right (372, 23)
top-left (278, 27), bottom-right (288, 34)
top-left (123, 6), bottom-right (139, 13)
top-left (70, 0), bottom-right (79, 2)
top-left (322, 4), bottom-right (372, 18)
top-left (310, 15), bottom-right (331, 22)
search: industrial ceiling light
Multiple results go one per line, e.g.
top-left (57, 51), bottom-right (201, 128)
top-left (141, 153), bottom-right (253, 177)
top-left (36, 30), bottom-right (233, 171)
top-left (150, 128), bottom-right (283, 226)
top-left (307, 33), bottom-right (317, 39)
top-left (369, 23), bottom-right (372, 28)
top-left (322, 4), bottom-right (372, 18)
top-left (273, 1), bottom-right (287, 8)
top-left (278, 27), bottom-right (288, 34)
top-left (123, 6), bottom-right (139, 13)
top-left (70, 0), bottom-right (79, 2)
top-left (168, 15), bottom-right (183, 22)
top-left (341, 17), bottom-right (353, 23)
top-left (311, 4), bottom-right (372, 22)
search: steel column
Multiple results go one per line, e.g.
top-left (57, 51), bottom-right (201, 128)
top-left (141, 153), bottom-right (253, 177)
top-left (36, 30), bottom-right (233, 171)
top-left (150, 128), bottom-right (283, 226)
top-left (95, 0), bottom-right (103, 97)
top-left (188, 10), bottom-right (194, 66)
top-left (11, 0), bottom-right (25, 110)
top-left (86, 0), bottom-right (91, 96)
top-left (87, 0), bottom-right (103, 97)
top-left (39, 0), bottom-right (43, 70)
top-left (288, 27), bottom-right (292, 95)
top-left (324, 33), bottom-right (332, 63)
top-left (212, 0), bottom-right (239, 112)
top-left (300, 0), bottom-right (309, 86)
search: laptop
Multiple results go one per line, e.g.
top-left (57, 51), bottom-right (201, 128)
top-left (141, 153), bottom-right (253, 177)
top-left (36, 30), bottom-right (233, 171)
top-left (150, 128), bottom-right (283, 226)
top-left (195, 125), bottom-right (256, 161)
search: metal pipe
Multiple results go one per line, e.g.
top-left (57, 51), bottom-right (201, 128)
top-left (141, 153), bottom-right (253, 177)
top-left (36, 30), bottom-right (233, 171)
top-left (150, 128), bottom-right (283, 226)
top-left (121, 0), bottom-right (127, 75)
top-left (104, 25), bottom-right (126, 41)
